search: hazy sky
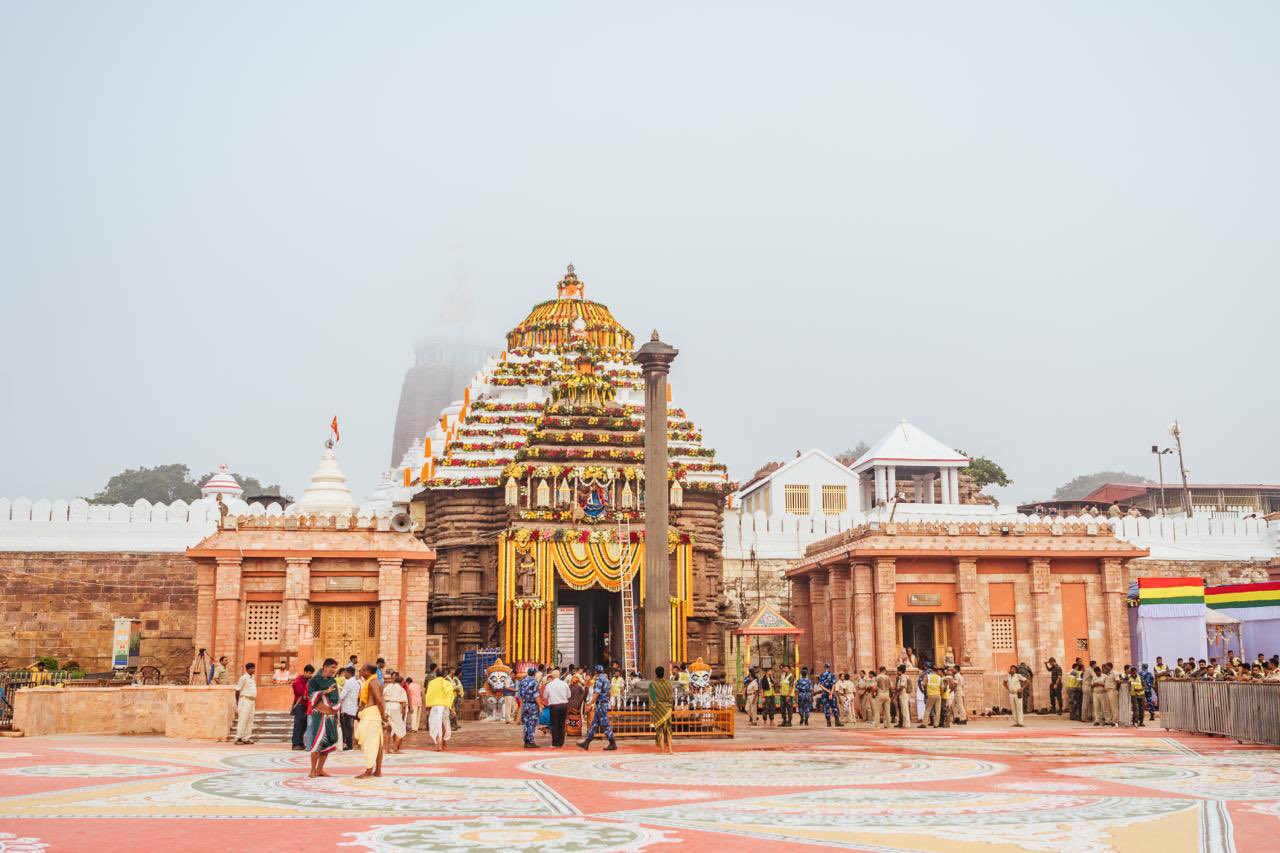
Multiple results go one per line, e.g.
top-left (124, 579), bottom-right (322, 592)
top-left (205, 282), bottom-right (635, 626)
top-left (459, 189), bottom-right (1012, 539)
top-left (2, 3), bottom-right (1277, 507)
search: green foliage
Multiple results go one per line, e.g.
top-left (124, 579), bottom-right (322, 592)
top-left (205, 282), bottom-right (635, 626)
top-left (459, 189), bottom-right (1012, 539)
top-left (836, 441), bottom-right (871, 467)
top-left (34, 655), bottom-right (59, 670)
top-left (88, 464), bottom-right (281, 504)
top-left (957, 452), bottom-right (1012, 489)
top-left (1053, 471), bottom-right (1153, 501)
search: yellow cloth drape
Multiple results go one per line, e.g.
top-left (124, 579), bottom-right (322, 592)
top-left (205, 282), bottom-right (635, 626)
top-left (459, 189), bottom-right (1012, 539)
top-left (355, 705), bottom-right (383, 769)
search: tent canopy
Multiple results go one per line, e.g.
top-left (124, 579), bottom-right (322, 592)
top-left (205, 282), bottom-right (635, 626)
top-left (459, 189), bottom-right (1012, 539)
top-left (1205, 610), bottom-right (1242, 626)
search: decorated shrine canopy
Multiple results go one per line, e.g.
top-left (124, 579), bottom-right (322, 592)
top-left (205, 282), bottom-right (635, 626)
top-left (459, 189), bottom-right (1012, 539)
top-left (1131, 577), bottom-right (1207, 664)
top-left (735, 603), bottom-right (803, 637)
top-left (1206, 581), bottom-right (1280, 658)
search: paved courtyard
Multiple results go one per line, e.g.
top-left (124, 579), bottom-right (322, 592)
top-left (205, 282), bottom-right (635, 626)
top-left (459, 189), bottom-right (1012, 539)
top-left (0, 718), bottom-right (1274, 851)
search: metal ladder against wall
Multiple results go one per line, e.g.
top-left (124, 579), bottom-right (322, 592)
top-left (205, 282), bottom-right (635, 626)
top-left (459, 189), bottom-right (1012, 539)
top-left (617, 513), bottom-right (639, 680)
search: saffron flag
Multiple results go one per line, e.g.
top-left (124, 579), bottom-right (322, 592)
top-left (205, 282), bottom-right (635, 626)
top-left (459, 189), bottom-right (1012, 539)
top-left (330, 416), bottom-right (340, 443)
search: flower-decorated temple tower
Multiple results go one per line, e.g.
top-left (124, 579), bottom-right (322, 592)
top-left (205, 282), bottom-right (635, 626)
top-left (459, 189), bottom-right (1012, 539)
top-left (413, 266), bottom-right (730, 670)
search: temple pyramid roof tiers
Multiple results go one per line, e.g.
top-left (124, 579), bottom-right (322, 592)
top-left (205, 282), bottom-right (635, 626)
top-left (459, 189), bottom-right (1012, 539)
top-left (506, 265), bottom-right (635, 352)
top-left (852, 420), bottom-right (969, 508)
top-left (296, 444), bottom-right (360, 516)
top-left (199, 464), bottom-right (244, 500)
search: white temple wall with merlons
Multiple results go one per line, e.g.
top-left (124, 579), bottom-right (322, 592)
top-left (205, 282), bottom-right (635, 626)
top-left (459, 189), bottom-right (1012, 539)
top-left (0, 496), bottom-right (394, 553)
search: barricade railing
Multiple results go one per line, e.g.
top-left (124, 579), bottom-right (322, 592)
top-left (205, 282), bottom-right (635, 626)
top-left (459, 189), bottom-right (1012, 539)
top-left (1160, 680), bottom-right (1280, 746)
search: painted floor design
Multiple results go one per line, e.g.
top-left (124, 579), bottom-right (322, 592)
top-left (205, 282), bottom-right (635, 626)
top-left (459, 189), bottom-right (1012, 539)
top-left (0, 726), bottom-right (1273, 851)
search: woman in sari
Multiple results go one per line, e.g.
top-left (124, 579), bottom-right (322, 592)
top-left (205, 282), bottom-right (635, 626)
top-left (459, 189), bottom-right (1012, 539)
top-left (650, 665), bottom-right (675, 753)
top-left (306, 658), bottom-right (341, 778)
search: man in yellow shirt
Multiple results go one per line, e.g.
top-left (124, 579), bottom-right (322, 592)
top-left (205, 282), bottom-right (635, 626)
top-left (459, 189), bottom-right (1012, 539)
top-left (424, 664), bottom-right (455, 751)
top-left (922, 666), bottom-right (943, 728)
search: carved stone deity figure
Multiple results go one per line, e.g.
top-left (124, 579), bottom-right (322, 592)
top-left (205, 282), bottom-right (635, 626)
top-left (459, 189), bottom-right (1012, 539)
top-left (516, 549), bottom-right (538, 597)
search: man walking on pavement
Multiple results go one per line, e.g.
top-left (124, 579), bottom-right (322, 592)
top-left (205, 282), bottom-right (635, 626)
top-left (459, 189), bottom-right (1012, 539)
top-left (234, 662), bottom-right (258, 744)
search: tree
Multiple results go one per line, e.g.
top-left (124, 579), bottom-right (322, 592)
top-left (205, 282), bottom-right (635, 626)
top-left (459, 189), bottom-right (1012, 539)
top-left (89, 464), bottom-right (201, 504)
top-left (957, 452), bottom-right (1012, 489)
top-left (1052, 471), bottom-right (1153, 501)
top-left (88, 464), bottom-right (282, 504)
top-left (836, 441), bottom-right (871, 467)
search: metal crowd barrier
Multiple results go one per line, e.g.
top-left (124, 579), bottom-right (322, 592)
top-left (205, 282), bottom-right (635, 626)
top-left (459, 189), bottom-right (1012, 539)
top-left (1160, 680), bottom-right (1280, 746)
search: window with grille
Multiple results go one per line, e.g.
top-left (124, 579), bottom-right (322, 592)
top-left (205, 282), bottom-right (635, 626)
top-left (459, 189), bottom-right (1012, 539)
top-left (784, 484), bottom-right (810, 515)
top-left (246, 603), bottom-right (281, 642)
top-left (990, 616), bottom-right (1015, 652)
top-left (821, 485), bottom-right (847, 515)
top-left (366, 607), bottom-right (378, 639)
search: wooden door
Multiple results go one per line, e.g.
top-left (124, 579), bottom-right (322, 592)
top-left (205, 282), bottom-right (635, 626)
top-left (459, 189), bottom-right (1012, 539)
top-left (315, 605), bottom-right (379, 667)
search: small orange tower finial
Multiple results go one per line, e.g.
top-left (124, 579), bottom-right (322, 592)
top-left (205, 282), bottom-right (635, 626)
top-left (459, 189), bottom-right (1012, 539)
top-left (557, 263), bottom-right (583, 299)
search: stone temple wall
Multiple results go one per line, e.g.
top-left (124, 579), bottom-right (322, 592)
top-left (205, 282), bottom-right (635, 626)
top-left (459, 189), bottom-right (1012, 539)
top-left (0, 551), bottom-right (197, 677)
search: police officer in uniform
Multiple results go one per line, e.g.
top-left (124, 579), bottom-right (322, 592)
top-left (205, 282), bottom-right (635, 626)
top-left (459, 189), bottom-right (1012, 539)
top-left (578, 664), bottom-right (618, 750)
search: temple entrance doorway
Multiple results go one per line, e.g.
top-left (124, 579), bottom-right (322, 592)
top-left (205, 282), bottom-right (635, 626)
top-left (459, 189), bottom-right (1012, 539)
top-left (556, 586), bottom-right (619, 669)
top-left (314, 604), bottom-right (379, 668)
top-left (901, 614), bottom-right (936, 668)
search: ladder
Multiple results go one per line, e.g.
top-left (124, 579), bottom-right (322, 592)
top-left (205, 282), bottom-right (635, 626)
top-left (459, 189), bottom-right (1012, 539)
top-left (617, 512), bottom-right (639, 680)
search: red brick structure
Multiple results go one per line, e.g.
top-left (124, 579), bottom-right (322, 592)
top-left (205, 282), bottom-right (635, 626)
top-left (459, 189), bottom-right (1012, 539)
top-left (787, 518), bottom-right (1149, 711)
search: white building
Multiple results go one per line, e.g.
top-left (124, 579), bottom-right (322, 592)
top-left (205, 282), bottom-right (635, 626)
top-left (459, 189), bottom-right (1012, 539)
top-left (735, 449), bottom-right (862, 518)
top-left (851, 419), bottom-right (969, 508)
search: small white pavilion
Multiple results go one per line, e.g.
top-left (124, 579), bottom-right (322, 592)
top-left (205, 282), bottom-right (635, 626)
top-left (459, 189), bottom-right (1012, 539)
top-left (852, 420), bottom-right (969, 508)
top-left (200, 464), bottom-right (244, 501)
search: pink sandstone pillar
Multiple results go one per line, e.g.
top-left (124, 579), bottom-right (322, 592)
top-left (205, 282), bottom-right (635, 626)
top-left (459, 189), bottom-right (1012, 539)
top-left (403, 562), bottom-right (431, 684)
top-left (792, 576), bottom-right (813, 666)
top-left (954, 558), bottom-right (980, 665)
top-left (213, 557), bottom-right (243, 670)
top-left (873, 557), bottom-right (897, 670)
top-left (281, 557), bottom-right (311, 656)
top-left (378, 558), bottom-right (405, 671)
top-left (1029, 557), bottom-right (1052, 710)
top-left (828, 565), bottom-right (851, 673)
top-left (1100, 558), bottom-right (1129, 665)
top-left (808, 570), bottom-right (831, 668)
top-left (852, 562), bottom-right (875, 673)
top-left (194, 563), bottom-right (216, 658)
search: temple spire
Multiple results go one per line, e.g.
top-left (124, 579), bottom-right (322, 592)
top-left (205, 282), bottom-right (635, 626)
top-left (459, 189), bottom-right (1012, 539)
top-left (557, 263), bottom-right (584, 299)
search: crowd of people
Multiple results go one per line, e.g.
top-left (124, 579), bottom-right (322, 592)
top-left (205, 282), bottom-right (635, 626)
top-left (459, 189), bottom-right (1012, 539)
top-left (740, 661), bottom-right (969, 729)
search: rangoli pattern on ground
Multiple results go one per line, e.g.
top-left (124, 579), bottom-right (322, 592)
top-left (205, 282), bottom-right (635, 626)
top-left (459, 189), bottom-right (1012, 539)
top-left (0, 833), bottom-right (49, 853)
top-left (1, 763), bottom-right (191, 779)
top-left (889, 736), bottom-right (1195, 758)
top-left (340, 818), bottom-right (675, 852)
top-left (607, 787), bottom-right (1222, 853)
top-left (1054, 753), bottom-right (1280, 800)
top-left (521, 750), bottom-right (1001, 787)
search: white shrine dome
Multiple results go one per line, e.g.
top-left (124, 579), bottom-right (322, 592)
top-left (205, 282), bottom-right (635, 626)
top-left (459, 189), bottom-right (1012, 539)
top-left (296, 444), bottom-right (359, 516)
top-left (200, 464), bottom-right (244, 499)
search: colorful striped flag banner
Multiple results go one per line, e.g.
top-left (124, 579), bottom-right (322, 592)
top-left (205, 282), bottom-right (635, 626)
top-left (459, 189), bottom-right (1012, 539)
top-left (1207, 581), bottom-right (1280, 621)
top-left (1137, 577), bottom-right (1206, 618)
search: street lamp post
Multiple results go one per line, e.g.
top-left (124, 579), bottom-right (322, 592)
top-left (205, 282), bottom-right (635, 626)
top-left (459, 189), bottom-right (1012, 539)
top-left (1150, 445), bottom-right (1174, 516)
top-left (1168, 420), bottom-right (1193, 517)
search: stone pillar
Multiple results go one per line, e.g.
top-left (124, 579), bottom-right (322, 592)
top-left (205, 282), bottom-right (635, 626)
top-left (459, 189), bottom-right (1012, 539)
top-left (791, 576), bottom-right (813, 666)
top-left (1100, 558), bottom-right (1129, 665)
top-left (1029, 557), bottom-right (1052, 710)
top-left (872, 557), bottom-right (897, 670)
top-left (194, 563), bottom-right (216, 657)
top-left (213, 557), bottom-right (243, 670)
top-left (635, 332), bottom-right (678, 676)
top-left (403, 561), bottom-right (431, 684)
top-left (925, 474), bottom-right (935, 504)
top-left (808, 570), bottom-right (831, 668)
top-left (378, 558), bottom-right (405, 671)
top-left (281, 557), bottom-right (311, 654)
top-left (828, 565), bottom-right (851, 672)
top-left (852, 562), bottom-right (875, 672)
top-left (954, 558), bottom-right (980, 665)
top-left (950, 469), bottom-right (960, 504)
top-left (873, 466), bottom-right (886, 505)
top-left (886, 466), bottom-right (897, 501)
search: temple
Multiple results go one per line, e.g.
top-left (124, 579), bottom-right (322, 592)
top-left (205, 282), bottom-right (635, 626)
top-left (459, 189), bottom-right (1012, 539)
top-left (410, 266), bottom-right (732, 669)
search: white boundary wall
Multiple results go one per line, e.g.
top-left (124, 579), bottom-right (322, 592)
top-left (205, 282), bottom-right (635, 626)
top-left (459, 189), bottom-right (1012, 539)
top-left (0, 496), bottom-right (391, 553)
top-left (723, 506), bottom-right (1280, 563)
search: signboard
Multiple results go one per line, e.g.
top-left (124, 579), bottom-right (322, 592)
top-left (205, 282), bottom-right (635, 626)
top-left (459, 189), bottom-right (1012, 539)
top-left (111, 618), bottom-right (141, 670)
top-left (908, 593), bottom-right (942, 607)
top-left (556, 605), bottom-right (577, 666)
top-left (297, 618), bottom-right (314, 644)
top-left (425, 635), bottom-right (445, 671)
